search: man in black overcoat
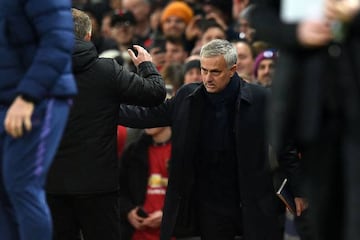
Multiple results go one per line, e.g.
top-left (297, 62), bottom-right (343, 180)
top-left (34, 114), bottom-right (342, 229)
top-left (118, 39), bottom-right (306, 240)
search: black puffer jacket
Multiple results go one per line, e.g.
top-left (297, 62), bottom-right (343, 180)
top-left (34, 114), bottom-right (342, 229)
top-left (46, 39), bottom-right (166, 194)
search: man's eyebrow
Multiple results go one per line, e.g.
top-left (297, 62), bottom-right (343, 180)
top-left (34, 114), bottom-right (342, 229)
top-left (201, 67), bottom-right (221, 71)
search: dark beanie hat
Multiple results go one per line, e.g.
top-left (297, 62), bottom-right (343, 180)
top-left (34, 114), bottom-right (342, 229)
top-left (184, 59), bottom-right (201, 74)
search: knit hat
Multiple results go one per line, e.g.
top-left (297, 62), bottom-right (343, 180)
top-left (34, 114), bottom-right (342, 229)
top-left (253, 49), bottom-right (277, 78)
top-left (161, 1), bottom-right (194, 25)
top-left (184, 59), bottom-right (200, 75)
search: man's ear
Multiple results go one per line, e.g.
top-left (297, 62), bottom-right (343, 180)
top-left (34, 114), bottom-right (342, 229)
top-left (84, 31), bottom-right (92, 42)
top-left (230, 64), bottom-right (237, 77)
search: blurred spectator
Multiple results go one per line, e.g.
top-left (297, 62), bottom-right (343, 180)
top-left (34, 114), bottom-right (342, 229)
top-left (122, 0), bottom-right (152, 46)
top-left (236, 4), bottom-right (256, 42)
top-left (232, 0), bottom-right (251, 22)
top-left (100, 10), bottom-right (138, 71)
top-left (250, 1), bottom-right (360, 239)
top-left (147, 36), bottom-right (167, 71)
top-left (119, 126), bottom-right (172, 240)
top-left (253, 49), bottom-right (277, 87)
top-left (161, 63), bottom-right (185, 93)
top-left (251, 40), bottom-right (271, 57)
top-left (109, 0), bottom-right (123, 10)
top-left (165, 37), bottom-right (189, 65)
top-left (101, 10), bottom-right (116, 39)
top-left (199, 20), bottom-right (227, 46)
top-left (202, 0), bottom-right (238, 41)
top-left (160, 1), bottom-right (194, 40)
top-left (233, 40), bottom-right (255, 83)
top-left (183, 59), bottom-right (202, 85)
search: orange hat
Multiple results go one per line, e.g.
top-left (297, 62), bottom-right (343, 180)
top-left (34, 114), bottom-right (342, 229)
top-left (161, 1), bottom-right (194, 25)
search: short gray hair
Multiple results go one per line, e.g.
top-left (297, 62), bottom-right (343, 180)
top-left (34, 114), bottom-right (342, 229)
top-left (72, 8), bottom-right (92, 39)
top-left (200, 39), bottom-right (237, 69)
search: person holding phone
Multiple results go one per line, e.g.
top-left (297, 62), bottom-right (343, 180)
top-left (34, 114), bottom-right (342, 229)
top-left (119, 127), bottom-right (173, 240)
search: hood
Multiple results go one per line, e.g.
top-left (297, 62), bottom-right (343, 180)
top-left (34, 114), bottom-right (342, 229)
top-left (72, 39), bottom-right (98, 73)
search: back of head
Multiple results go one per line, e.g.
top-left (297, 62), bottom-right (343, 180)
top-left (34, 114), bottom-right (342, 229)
top-left (200, 39), bottom-right (237, 68)
top-left (72, 8), bottom-right (92, 40)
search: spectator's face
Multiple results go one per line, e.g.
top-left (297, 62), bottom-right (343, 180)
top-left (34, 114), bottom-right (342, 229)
top-left (235, 42), bottom-right (254, 79)
top-left (200, 55), bottom-right (236, 93)
top-left (111, 22), bottom-right (135, 46)
top-left (257, 59), bottom-right (275, 87)
top-left (184, 68), bottom-right (202, 84)
top-left (201, 27), bottom-right (226, 45)
top-left (150, 8), bottom-right (162, 32)
top-left (165, 42), bottom-right (188, 64)
top-left (122, 0), bottom-right (150, 23)
top-left (161, 16), bottom-right (187, 39)
top-left (101, 15), bottom-right (112, 38)
top-left (237, 17), bottom-right (255, 42)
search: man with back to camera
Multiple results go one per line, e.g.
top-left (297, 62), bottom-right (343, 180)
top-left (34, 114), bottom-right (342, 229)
top-left (0, 1), bottom-right (77, 240)
top-left (45, 8), bottom-right (166, 240)
top-left (117, 39), bottom-right (307, 240)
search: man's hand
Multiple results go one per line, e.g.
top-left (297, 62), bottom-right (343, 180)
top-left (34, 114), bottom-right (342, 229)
top-left (297, 20), bottom-right (332, 47)
top-left (325, 0), bottom-right (360, 23)
top-left (141, 210), bottom-right (163, 229)
top-left (127, 207), bottom-right (146, 230)
top-left (4, 96), bottom-right (34, 138)
top-left (294, 197), bottom-right (309, 217)
top-left (128, 45), bottom-right (153, 67)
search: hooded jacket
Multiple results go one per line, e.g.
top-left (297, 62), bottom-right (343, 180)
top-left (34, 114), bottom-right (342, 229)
top-left (46, 39), bottom-right (166, 194)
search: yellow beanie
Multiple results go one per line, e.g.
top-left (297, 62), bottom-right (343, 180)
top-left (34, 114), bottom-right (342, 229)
top-left (161, 1), bottom-right (194, 25)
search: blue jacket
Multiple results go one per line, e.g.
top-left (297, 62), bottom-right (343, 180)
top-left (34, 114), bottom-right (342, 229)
top-left (0, 0), bottom-right (77, 105)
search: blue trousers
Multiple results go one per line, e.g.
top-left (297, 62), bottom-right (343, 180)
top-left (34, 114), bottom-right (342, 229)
top-left (0, 99), bottom-right (70, 240)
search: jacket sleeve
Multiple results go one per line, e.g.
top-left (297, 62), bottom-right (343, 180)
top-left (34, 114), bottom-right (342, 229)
top-left (276, 142), bottom-right (304, 197)
top-left (112, 61), bottom-right (166, 107)
top-left (16, 0), bottom-right (74, 101)
top-left (118, 98), bottom-right (173, 129)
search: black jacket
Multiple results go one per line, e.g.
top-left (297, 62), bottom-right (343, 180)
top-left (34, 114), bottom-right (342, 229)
top-left (118, 75), bottom-right (301, 240)
top-left (46, 39), bottom-right (166, 194)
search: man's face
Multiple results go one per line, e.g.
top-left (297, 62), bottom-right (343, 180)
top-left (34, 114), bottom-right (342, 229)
top-left (161, 16), bottom-right (187, 39)
top-left (184, 68), bottom-right (202, 84)
top-left (122, 0), bottom-right (150, 23)
top-left (165, 42), bottom-right (188, 64)
top-left (257, 59), bottom-right (275, 87)
top-left (200, 56), bottom-right (236, 93)
top-left (201, 27), bottom-right (226, 45)
top-left (111, 22), bottom-right (135, 45)
top-left (235, 42), bottom-right (254, 79)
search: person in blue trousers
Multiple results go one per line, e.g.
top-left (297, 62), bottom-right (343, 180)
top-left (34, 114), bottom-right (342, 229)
top-left (0, 0), bottom-right (77, 240)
